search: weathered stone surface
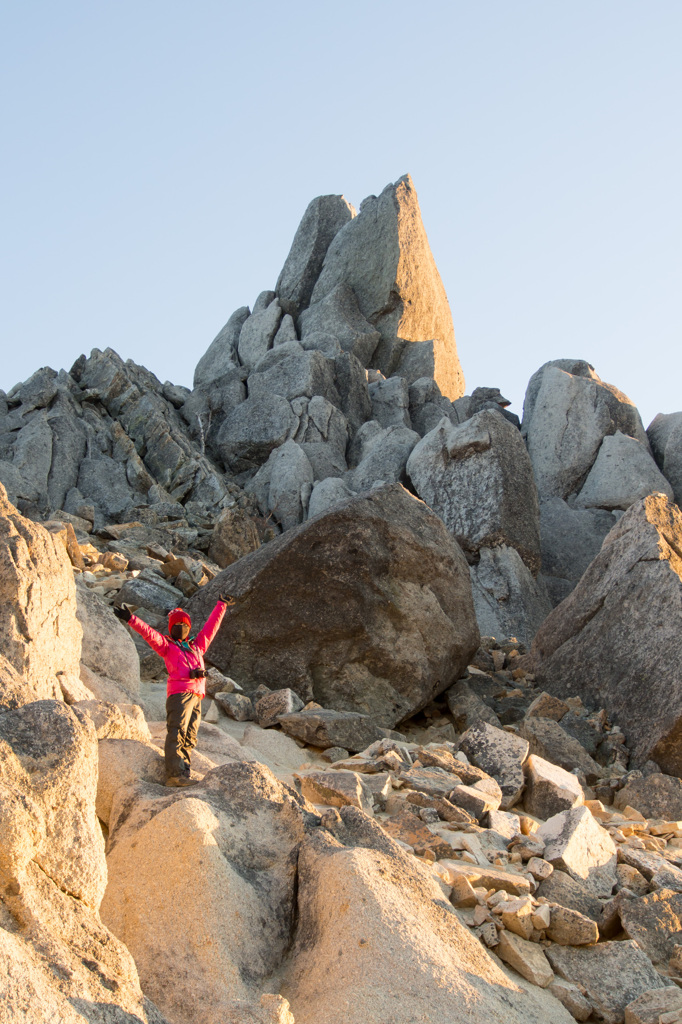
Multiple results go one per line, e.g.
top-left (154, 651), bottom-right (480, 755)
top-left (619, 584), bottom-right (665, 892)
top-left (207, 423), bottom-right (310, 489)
top-left (194, 306), bottom-right (250, 389)
top-left (528, 495), bottom-right (682, 774)
top-left (618, 846), bottom-right (682, 894)
top-left (495, 929), bottom-right (554, 987)
top-left (615, 774), bottom-right (682, 820)
top-left (216, 393), bottom-right (298, 473)
top-left (446, 678), bottom-right (501, 731)
top-left (649, 411), bottom-right (682, 506)
top-left (400, 764), bottom-right (463, 799)
top-left (208, 504), bottom-right (261, 568)
top-left (539, 496), bottom-right (617, 605)
top-left (520, 717), bottom-right (601, 780)
top-left (117, 570), bottom-right (185, 616)
top-left (407, 410), bottom-right (541, 573)
top-left (576, 431), bottom-right (673, 510)
top-left (237, 298), bottom-right (283, 370)
top-left (189, 484), bottom-right (479, 727)
top-left (296, 769), bottom-right (373, 813)
top-left (310, 175), bottom-right (465, 400)
top-left (459, 722), bottom-right (529, 810)
top-left (279, 709), bottom-right (384, 752)
top-left (346, 423), bottom-right (420, 492)
top-left (11, 410), bottom-right (53, 505)
top-left (449, 781), bottom-right (502, 820)
top-left (299, 282), bottom-right (380, 366)
top-left (0, 701), bottom-right (166, 1023)
top-left (369, 375), bottom-right (411, 428)
top-left (276, 194), bottom-right (355, 318)
top-left (550, 979), bottom-right (593, 1022)
top-left (255, 687), bottom-right (305, 728)
top-left (522, 361), bottom-right (649, 500)
top-left (524, 754), bottom-right (584, 819)
top-left (408, 376), bottom-right (455, 436)
top-left (247, 439), bottom-right (313, 530)
top-left (526, 691), bottom-right (570, 721)
top-left (283, 811), bottom-right (574, 1024)
top-left (469, 544), bottom-right (553, 647)
top-left (215, 691), bottom-right (254, 721)
top-left (624, 987), bottom-right (682, 1024)
top-left (77, 455), bottom-right (134, 518)
top-left (0, 484), bottom-right (82, 706)
top-left (546, 941), bottom-right (668, 1024)
top-left (618, 889), bottom-right (682, 965)
top-left (546, 903), bottom-right (599, 945)
top-left (102, 762), bottom-right (312, 1024)
top-left (307, 476), bottom-right (355, 518)
top-left (538, 806), bottom-right (617, 897)
top-left (76, 582), bottom-right (141, 696)
top-left (248, 342), bottom-right (340, 406)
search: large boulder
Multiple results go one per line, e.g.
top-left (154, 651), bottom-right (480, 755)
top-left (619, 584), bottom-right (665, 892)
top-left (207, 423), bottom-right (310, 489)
top-left (0, 699), bottom-right (169, 1023)
top-left (282, 810), bottom-right (575, 1024)
top-left (76, 582), bottom-right (141, 697)
top-left (101, 762), bottom-right (313, 1024)
top-left (469, 545), bottom-right (553, 646)
top-left (275, 195), bottom-right (356, 319)
top-left (346, 422), bottom-right (420, 493)
top-left (648, 411), bottom-right (682, 505)
top-left (188, 484), bottom-right (479, 727)
top-left (309, 175), bottom-right (465, 400)
top-left (539, 496), bottom-right (618, 605)
top-left (527, 494), bottom-right (682, 773)
top-left (522, 361), bottom-right (649, 499)
top-left (299, 282), bottom-right (380, 366)
top-left (407, 409), bottom-right (541, 573)
top-left (216, 393), bottom-right (298, 473)
top-left (237, 297), bottom-right (283, 370)
top-left (246, 440), bottom-right (314, 530)
top-left (0, 484), bottom-right (82, 707)
top-left (575, 432), bottom-right (673, 510)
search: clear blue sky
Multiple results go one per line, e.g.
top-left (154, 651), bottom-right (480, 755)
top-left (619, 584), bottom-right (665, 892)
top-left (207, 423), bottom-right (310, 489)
top-left (2, 2), bottom-right (680, 428)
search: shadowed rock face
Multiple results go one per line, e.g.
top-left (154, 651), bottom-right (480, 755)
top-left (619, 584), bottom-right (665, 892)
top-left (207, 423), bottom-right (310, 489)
top-left (189, 484), bottom-right (479, 727)
top-left (527, 493), bottom-right (682, 773)
top-left (309, 175), bottom-right (465, 400)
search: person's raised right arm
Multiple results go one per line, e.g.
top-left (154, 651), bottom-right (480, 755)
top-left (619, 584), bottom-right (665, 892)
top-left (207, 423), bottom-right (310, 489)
top-left (114, 604), bottom-right (170, 657)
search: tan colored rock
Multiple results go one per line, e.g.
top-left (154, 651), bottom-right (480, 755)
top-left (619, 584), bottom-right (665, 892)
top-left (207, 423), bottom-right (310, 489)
top-left (208, 504), bottom-right (261, 568)
top-left (459, 721), bottom-right (529, 810)
top-left (381, 809), bottom-right (454, 859)
top-left (282, 810), bottom-right (574, 1023)
top-left (499, 895), bottom-right (536, 939)
top-left (295, 769), bottom-right (373, 813)
top-left (96, 737), bottom-right (167, 825)
top-left (546, 903), bottom-right (599, 945)
top-left (549, 979), bottom-right (593, 1021)
top-left (310, 174), bottom-right (465, 399)
top-left (524, 754), bottom-right (584, 820)
top-left (539, 806), bottom-right (617, 897)
top-left (0, 484), bottom-right (82, 706)
top-left (527, 495), bottom-right (682, 774)
top-left (190, 484), bottom-right (479, 727)
top-left (101, 762), bottom-right (312, 1024)
top-left (619, 889), bottom-right (682, 965)
top-left (526, 691), bottom-right (569, 721)
top-left (495, 929), bottom-right (554, 987)
top-left (438, 860), bottom-right (532, 896)
top-left (624, 988), bottom-right (682, 1024)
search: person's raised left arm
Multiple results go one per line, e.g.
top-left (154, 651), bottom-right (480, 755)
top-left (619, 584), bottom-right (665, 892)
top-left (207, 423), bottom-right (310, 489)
top-left (192, 595), bottom-right (235, 655)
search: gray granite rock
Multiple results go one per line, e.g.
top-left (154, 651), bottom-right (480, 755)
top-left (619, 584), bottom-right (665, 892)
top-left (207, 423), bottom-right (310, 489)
top-left (648, 410), bottom-right (682, 506)
top-left (575, 431), bottom-right (673, 510)
top-left (459, 722), bottom-right (528, 810)
top-left (299, 282), bottom-right (380, 367)
top-left (194, 306), bottom-right (250, 388)
top-left (216, 393), bottom-right (298, 473)
top-left (469, 545), bottom-right (553, 647)
top-left (538, 806), bottom-right (617, 898)
top-left (237, 298), bottom-right (283, 370)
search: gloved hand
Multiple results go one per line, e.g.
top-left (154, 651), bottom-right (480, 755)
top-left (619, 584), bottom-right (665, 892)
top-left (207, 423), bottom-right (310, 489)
top-left (113, 604), bottom-right (133, 623)
top-left (219, 593), bottom-right (236, 607)
top-left (188, 668), bottom-right (207, 679)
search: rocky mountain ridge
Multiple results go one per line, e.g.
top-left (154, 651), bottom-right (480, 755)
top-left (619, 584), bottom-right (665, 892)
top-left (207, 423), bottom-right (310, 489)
top-left (2, 173), bottom-right (682, 1023)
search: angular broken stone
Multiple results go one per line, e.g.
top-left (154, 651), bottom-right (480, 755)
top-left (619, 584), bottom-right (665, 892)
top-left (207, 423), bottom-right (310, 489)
top-left (487, 809), bottom-right (522, 840)
top-left (615, 774), bottom-right (682, 821)
top-left (539, 807), bottom-right (617, 897)
top-left (618, 847), bottom-right (682, 893)
top-left (624, 987), bottom-right (682, 1024)
top-left (545, 903), bottom-right (599, 946)
top-left (214, 692), bottom-right (254, 722)
top-left (399, 765), bottom-right (461, 799)
top-left (618, 889), bottom-right (682, 966)
top-left (449, 782), bottom-right (502, 821)
top-left (405, 791), bottom-right (476, 826)
top-left (526, 691), bottom-right (570, 721)
top-left (524, 754), bottom-right (584, 820)
top-left (438, 860), bottom-right (532, 896)
top-left (295, 770), bottom-right (373, 814)
top-left (549, 979), bottom-right (593, 1022)
top-left (449, 874), bottom-right (479, 908)
top-left (278, 709), bottom-right (384, 753)
top-left (458, 721), bottom-right (529, 811)
top-left (255, 688), bottom-right (305, 729)
top-left (381, 809), bottom-right (454, 860)
top-left (495, 929), bottom-right (554, 987)
top-left (546, 940), bottom-right (668, 1024)
top-left (520, 717), bottom-right (601, 782)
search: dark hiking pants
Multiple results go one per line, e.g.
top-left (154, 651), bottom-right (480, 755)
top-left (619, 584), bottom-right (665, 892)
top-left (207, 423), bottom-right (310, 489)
top-left (165, 691), bottom-right (201, 779)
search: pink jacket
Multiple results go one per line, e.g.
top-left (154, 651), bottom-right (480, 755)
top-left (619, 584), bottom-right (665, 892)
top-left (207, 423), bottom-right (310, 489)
top-left (129, 600), bottom-right (228, 698)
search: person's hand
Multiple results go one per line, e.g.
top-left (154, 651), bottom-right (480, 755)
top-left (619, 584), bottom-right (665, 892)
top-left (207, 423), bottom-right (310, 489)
top-left (219, 594), bottom-right (236, 607)
top-left (113, 603), bottom-right (133, 623)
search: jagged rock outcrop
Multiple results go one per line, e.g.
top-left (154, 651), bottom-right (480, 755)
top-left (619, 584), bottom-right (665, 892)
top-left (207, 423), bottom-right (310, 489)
top-left (189, 484), bottom-right (479, 727)
top-left (0, 484), bottom-right (82, 706)
top-left (469, 545), bottom-right (553, 647)
top-left (575, 431), bottom-right (673, 510)
top-left (309, 175), bottom-right (465, 399)
top-left (539, 496), bottom-right (618, 605)
top-left (527, 493), bottom-right (682, 773)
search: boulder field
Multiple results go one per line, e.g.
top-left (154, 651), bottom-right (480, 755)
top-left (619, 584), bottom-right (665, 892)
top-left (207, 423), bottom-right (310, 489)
top-left (2, 174), bottom-right (682, 1022)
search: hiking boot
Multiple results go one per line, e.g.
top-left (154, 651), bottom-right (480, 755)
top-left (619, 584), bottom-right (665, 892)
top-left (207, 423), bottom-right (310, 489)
top-left (165, 775), bottom-right (197, 788)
